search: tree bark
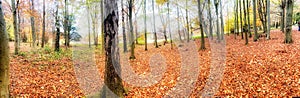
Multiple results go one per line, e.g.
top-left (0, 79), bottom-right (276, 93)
top-left (220, 0), bottom-right (224, 40)
top-left (266, 0), bottom-right (271, 39)
top-left (121, 0), bottom-right (127, 52)
top-left (243, 0), bottom-right (248, 45)
top-left (64, 0), bottom-right (69, 47)
top-left (284, 0), bottom-right (293, 43)
top-left (167, 1), bottom-right (173, 49)
top-left (0, 1), bottom-right (10, 97)
top-left (253, 0), bottom-right (259, 41)
top-left (129, 0), bottom-right (136, 59)
top-left (246, 0), bottom-right (252, 38)
top-left (186, 0), bottom-right (190, 42)
top-left (197, 0), bottom-right (205, 50)
top-left (280, 0), bottom-right (286, 33)
top-left (152, 0), bottom-right (158, 48)
top-left (144, 0), bottom-right (148, 51)
top-left (31, 0), bottom-right (36, 47)
top-left (87, 2), bottom-right (91, 48)
top-left (42, 0), bottom-right (46, 48)
top-left (55, 1), bottom-right (60, 52)
top-left (12, 0), bottom-right (19, 54)
top-left (215, 0), bottom-right (220, 41)
top-left (103, 0), bottom-right (125, 97)
top-left (234, 0), bottom-right (237, 39)
top-left (239, 0), bottom-right (244, 39)
top-left (208, 0), bottom-right (213, 39)
top-left (177, 4), bottom-right (182, 42)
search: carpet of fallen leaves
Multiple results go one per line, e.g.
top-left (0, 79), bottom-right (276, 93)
top-left (8, 29), bottom-right (300, 97)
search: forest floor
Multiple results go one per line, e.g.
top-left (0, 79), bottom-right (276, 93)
top-left (8, 29), bottom-right (300, 97)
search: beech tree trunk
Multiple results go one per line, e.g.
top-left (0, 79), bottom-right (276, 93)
top-left (152, 0), bottom-right (158, 48)
top-left (55, 1), bottom-right (60, 52)
top-left (31, 0), bottom-right (36, 47)
top-left (103, 0), bottom-right (125, 97)
top-left (121, 0), bottom-right (127, 52)
top-left (42, 0), bottom-right (46, 48)
top-left (266, 0), bottom-right (271, 39)
top-left (0, 1), bottom-right (10, 97)
top-left (284, 0), bottom-right (293, 43)
top-left (197, 0), bottom-right (205, 50)
top-left (129, 0), bottom-right (136, 59)
top-left (144, 0), bottom-right (148, 51)
top-left (12, 0), bottom-right (19, 54)
top-left (253, 0), bottom-right (259, 41)
top-left (243, 0), bottom-right (248, 45)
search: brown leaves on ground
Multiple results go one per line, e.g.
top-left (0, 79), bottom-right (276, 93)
top-left (9, 30), bottom-right (300, 97)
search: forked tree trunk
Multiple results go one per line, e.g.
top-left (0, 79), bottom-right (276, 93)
top-left (0, 1), bottom-right (10, 97)
top-left (103, 0), bottom-right (125, 97)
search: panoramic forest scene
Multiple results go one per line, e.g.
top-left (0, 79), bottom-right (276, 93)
top-left (1, 0), bottom-right (300, 97)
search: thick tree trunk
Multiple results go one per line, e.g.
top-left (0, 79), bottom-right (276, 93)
top-left (253, 0), bottom-right (258, 41)
top-left (0, 1), bottom-right (10, 97)
top-left (103, 0), bottom-right (125, 97)
top-left (129, 0), bottom-right (136, 59)
top-left (12, 0), bottom-right (19, 54)
top-left (152, 0), bottom-right (158, 48)
top-left (284, 0), bottom-right (293, 43)
top-left (42, 0), bottom-right (46, 48)
top-left (121, 0), bottom-right (127, 52)
top-left (144, 0), bottom-right (148, 51)
top-left (197, 0), bottom-right (205, 50)
top-left (31, 0), bottom-right (36, 47)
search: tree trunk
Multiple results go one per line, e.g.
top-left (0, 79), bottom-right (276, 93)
top-left (135, 14), bottom-right (138, 44)
top-left (167, 1), bottom-right (173, 49)
top-left (64, 0), bottom-right (69, 47)
top-left (253, 0), bottom-right (258, 41)
top-left (220, 0), bottom-right (224, 40)
top-left (208, 0), bottom-right (213, 39)
top-left (215, 0), bottom-right (220, 41)
top-left (177, 4), bottom-right (182, 42)
top-left (236, 0), bottom-right (239, 36)
top-left (197, 0), bottom-right (205, 50)
top-left (186, 0), bottom-right (190, 42)
top-left (234, 0), bottom-right (237, 39)
top-left (42, 0), bottom-right (46, 48)
top-left (121, 0), bottom-right (127, 52)
top-left (266, 0), bottom-right (271, 39)
top-left (144, 0), bottom-right (148, 51)
top-left (55, 1), bottom-right (60, 52)
top-left (101, 0), bottom-right (105, 53)
top-left (243, 0), bottom-right (248, 45)
top-left (103, 0), bottom-right (125, 97)
top-left (284, 0), bottom-right (293, 43)
top-left (0, 1), bottom-right (10, 97)
top-left (239, 0), bottom-right (244, 39)
top-left (129, 0), bottom-right (136, 59)
top-left (12, 0), bottom-right (19, 54)
top-left (247, 0), bottom-right (252, 38)
top-left (152, 0), bottom-right (158, 48)
top-left (31, 0), bottom-right (36, 47)
top-left (280, 0), bottom-right (286, 33)
top-left (87, 2), bottom-right (91, 48)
